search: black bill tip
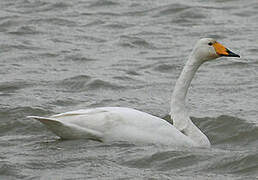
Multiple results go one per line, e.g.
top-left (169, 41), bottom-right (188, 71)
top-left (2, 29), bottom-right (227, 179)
top-left (221, 49), bottom-right (240, 58)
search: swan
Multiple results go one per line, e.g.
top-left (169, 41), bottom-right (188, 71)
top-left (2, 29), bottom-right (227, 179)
top-left (28, 38), bottom-right (240, 148)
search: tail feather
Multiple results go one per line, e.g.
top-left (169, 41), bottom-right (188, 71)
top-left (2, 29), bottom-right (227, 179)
top-left (27, 116), bottom-right (103, 141)
top-left (27, 116), bottom-right (62, 126)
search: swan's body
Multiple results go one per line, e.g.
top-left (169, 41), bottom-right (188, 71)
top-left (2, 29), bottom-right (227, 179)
top-left (29, 38), bottom-right (239, 148)
top-left (31, 107), bottom-right (196, 147)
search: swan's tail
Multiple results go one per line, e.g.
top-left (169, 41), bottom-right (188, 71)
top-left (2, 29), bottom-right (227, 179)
top-left (27, 116), bottom-right (103, 141)
top-left (27, 116), bottom-right (62, 127)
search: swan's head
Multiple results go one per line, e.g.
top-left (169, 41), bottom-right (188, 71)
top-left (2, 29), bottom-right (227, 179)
top-left (193, 38), bottom-right (240, 62)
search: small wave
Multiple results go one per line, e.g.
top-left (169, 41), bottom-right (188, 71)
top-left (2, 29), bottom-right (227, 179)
top-left (0, 18), bottom-right (20, 32)
top-left (65, 54), bottom-right (98, 62)
top-left (176, 9), bottom-right (206, 19)
top-left (118, 35), bottom-right (156, 49)
top-left (83, 20), bottom-right (105, 27)
top-left (215, 61), bottom-right (250, 68)
top-left (192, 115), bottom-right (258, 148)
top-left (49, 99), bottom-right (80, 107)
top-left (0, 81), bottom-right (31, 95)
top-left (0, 162), bottom-right (24, 179)
top-left (44, 2), bottom-right (70, 11)
top-left (205, 150), bottom-right (258, 176)
top-left (104, 22), bottom-right (132, 29)
top-left (74, 35), bottom-right (106, 43)
top-left (0, 106), bottom-right (51, 121)
top-left (162, 115), bottom-right (258, 148)
top-left (15, 0), bottom-right (47, 10)
top-left (119, 142), bottom-right (258, 177)
top-left (93, 12), bottom-right (121, 17)
top-left (4, 44), bottom-right (39, 51)
top-left (8, 25), bottom-right (40, 35)
top-left (153, 3), bottom-right (190, 17)
top-left (57, 76), bottom-right (124, 92)
top-left (153, 64), bottom-right (180, 73)
top-left (112, 75), bottom-right (136, 81)
top-left (39, 52), bottom-right (59, 58)
top-left (0, 107), bottom-right (52, 135)
top-left (121, 149), bottom-right (210, 170)
top-left (56, 75), bottom-right (92, 92)
top-left (17, 1), bottom-right (69, 13)
top-left (30, 18), bottom-right (76, 27)
top-left (88, 0), bottom-right (119, 7)
top-left (123, 7), bottom-right (157, 17)
top-left (86, 79), bottom-right (125, 90)
top-left (126, 70), bottom-right (141, 76)
top-left (170, 8), bottom-right (206, 25)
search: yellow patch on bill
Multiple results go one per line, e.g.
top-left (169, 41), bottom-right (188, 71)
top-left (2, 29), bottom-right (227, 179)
top-left (213, 42), bottom-right (228, 56)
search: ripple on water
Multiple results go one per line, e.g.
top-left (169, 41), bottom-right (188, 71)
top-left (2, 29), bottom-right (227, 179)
top-left (0, 18), bottom-right (20, 32)
top-left (0, 163), bottom-right (25, 179)
top-left (0, 107), bottom-right (52, 135)
top-left (121, 150), bottom-right (210, 170)
top-left (152, 63), bottom-right (180, 73)
top-left (36, 18), bottom-right (77, 27)
top-left (73, 35), bottom-right (106, 43)
top-left (162, 115), bottom-right (258, 149)
top-left (56, 75), bottom-right (125, 92)
top-left (86, 79), bottom-right (125, 90)
top-left (65, 54), bottom-right (99, 62)
top-left (103, 22), bottom-right (133, 29)
top-left (56, 75), bottom-right (92, 92)
top-left (88, 0), bottom-right (119, 7)
top-left (192, 115), bottom-right (258, 149)
top-left (12, 1), bottom-right (70, 14)
top-left (118, 35), bottom-right (156, 49)
top-left (126, 70), bottom-right (141, 76)
top-left (117, 140), bottom-right (258, 178)
top-left (205, 150), bottom-right (258, 176)
top-left (153, 3), bottom-right (190, 17)
top-left (8, 25), bottom-right (40, 35)
top-left (0, 81), bottom-right (31, 95)
top-left (42, 2), bottom-right (70, 12)
top-left (170, 8), bottom-right (207, 25)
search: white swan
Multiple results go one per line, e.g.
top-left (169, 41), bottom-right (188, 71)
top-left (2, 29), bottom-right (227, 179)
top-left (28, 38), bottom-right (240, 148)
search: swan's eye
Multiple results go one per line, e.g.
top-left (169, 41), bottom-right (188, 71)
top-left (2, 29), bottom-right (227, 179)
top-left (208, 42), bottom-right (213, 46)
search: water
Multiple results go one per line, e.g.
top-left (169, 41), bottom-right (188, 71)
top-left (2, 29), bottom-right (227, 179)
top-left (1, 0), bottom-right (258, 179)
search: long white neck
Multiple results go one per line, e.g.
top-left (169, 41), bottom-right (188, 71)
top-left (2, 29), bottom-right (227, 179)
top-left (170, 52), bottom-right (211, 147)
top-left (171, 54), bottom-right (201, 113)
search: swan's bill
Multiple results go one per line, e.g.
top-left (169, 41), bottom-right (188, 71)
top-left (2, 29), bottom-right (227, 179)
top-left (213, 42), bottom-right (240, 57)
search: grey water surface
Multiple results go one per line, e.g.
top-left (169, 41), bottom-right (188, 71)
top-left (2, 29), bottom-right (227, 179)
top-left (1, 0), bottom-right (258, 179)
